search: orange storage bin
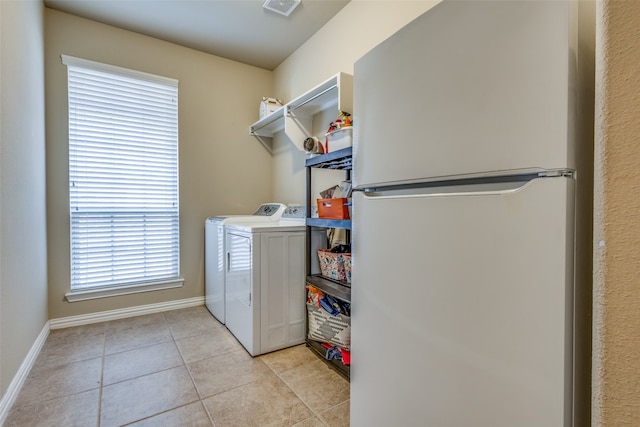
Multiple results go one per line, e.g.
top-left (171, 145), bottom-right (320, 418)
top-left (317, 198), bottom-right (350, 220)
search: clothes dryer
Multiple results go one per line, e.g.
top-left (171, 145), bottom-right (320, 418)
top-left (224, 206), bottom-right (319, 356)
top-left (204, 203), bottom-right (286, 323)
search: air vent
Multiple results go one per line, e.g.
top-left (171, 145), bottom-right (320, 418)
top-left (263, 0), bottom-right (301, 17)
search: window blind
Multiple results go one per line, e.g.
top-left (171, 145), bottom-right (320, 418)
top-left (64, 55), bottom-right (180, 291)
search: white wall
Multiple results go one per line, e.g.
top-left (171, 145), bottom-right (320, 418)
top-left (45, 9), bottom-right (274, 319)
top-left (271, 0), bottom-right (440, 204)
top-left (0, 0), bottom-right (49, 397)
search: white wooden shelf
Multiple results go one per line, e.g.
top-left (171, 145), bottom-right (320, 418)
top-left (249, 72), bottom-right (353, 152)
top-left (249, 105), bottom-right (285, 137)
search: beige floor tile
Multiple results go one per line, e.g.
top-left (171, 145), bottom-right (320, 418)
top-left (188, 349), bottom-right (275, 399)
top-left (318, 401), bottom-right (350, 427)
top-left (103, 340), bottom-right (184, 385)
top-left (163, 305), bottom-right (213, 322)
top-left (126, 401), bottom-right (213, 426)
top-left (176, 328), bottom-right (243, 364)
top-left (5, 305), bottom-right (350, 426)
top-left (292, 416), bottom-right (328, 427)
top-left (164, 306), bottom-right (225, 340)
top-left (34, 323), bottom-right (105, 370)
top-left (104, 313), bottom-right (173, 355)
top-left (106, 312), bottom-right (167, 330)
top-left (260, 344), bottom-right (319, 374)
top-left (100, 365), bottom-right (199, 427)
top-left (4, 389), bottom-right (100, 427)
top-left (278, 359), bottom-right (350, 413)
top-left (203, 375), bottom-right (314, 427)
top-left (13, 357), bottom-right (102, 408)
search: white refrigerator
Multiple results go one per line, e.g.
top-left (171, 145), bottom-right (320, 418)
top-left (351, 1), bottom-right (594, 426)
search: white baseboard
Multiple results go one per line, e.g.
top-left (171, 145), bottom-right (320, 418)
top-left (49, 296), bottom-right (205, 329)
top-left (0, 322), bottom-right (50, 426)
top-left (0, 296), bottom-right (205, 423)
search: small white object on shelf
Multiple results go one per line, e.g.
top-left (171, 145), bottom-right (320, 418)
top-left (259, 97), bottom-right (282, 119)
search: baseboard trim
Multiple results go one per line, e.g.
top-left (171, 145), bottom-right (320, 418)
top-left (49, 296), bottom-right (205, 329)
top-left (0, 322), bottom-right (50, 425)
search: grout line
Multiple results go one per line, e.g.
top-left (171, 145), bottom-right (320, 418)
top-left (264, 345), bottom-right (352, 426)
top-left (119, 399), bottom-right (205, 426)
top-left (168, 312), bottom-right (216, 426)
top-left (199, 397), bottom-right (217, 427)
top-left (261, 347), bottom-right (330, 426)
top-left (101, 363), bottom-right (187, 388)
top-left (5, 387), bottom-right (102, 414)
top-left (100, 311), bottom-right (204, 426)
top-left (97, 325), bottom-right (106, 426)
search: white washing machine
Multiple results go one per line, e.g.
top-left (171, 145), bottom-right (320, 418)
top-left (224, 206), bottom-right (319, 356)
top-left (204, 203), bottom-right (287, 323)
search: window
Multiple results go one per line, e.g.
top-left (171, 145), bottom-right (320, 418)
top-left (63, 55), bottom-right (181, 299)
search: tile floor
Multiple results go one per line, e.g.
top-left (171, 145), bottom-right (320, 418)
top-left (4, 306), bottom-right (350, 426)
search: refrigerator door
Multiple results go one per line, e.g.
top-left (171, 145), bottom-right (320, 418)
top-left (353, 0), bottom-right (576, 188)
top-left (351, 176), bottom-right (575, 426)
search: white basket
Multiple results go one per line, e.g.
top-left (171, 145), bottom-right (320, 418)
top-left (325, 126), bottom-right (352, 152)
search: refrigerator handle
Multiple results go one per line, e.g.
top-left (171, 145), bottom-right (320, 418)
top-left (355, 170), bottom-right (574, 199)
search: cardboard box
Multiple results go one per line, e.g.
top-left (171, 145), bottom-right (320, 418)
top-left (259, 97), bottom-right (282, 119)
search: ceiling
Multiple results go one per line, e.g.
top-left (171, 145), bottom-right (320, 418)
top-left (43, 0), bottom-right (351, 70)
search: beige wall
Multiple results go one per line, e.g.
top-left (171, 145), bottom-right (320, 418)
top-left (0, 0), bottom-right (49, 396)
top-left (270, 0), bottom-right (440, 205)
top-left (45, 9), bottom-right (274, 319)
top-left (593, 0), bottom-right (640, 425)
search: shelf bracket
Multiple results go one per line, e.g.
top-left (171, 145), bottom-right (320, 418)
top-left (284, 109), bottom-right (312, 152)
top-left (253, 135), bottom-right (273, 153)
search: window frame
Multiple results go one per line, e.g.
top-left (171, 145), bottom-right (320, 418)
top-left (62, 55), bottom-right (183, 302)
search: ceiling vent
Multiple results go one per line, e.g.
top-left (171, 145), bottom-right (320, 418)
top-left (263, 0), bottom-right (301, 17)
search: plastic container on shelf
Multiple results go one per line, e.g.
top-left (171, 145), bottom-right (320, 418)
top-left (325, 126), bottom-right (353, 152)
top-left (317, 198), bottom-right (350, 220)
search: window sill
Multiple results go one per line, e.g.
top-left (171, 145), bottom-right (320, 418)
top-left (65, 278), bottom-right (184, 302)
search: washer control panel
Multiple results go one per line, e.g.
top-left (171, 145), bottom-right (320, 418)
top-left (282, 205), bottom-right (305, 219)
top-left (252, 203), bottom-right (286, 216)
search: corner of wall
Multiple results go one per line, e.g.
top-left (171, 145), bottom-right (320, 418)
top-left (592, 0), bottom-right (640, 424)
top-left (0, 0), bottom-right (49, 400)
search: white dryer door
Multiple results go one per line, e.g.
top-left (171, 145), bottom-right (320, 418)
top-left (226, 231), bottom-right (252, 307)
top-left (204, 220), bottom-right (226, 322)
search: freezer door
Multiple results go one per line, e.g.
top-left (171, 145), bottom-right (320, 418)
top-left (351, 177), bottom-right (575, 426)
top-left (353, 0), bottom-right (578, 187)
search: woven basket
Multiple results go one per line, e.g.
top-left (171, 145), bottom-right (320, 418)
top-left (306, 302), bottom-right (351, 350)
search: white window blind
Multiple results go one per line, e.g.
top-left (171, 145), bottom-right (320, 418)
top-left (63, 55), bottom-right (180, 291)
